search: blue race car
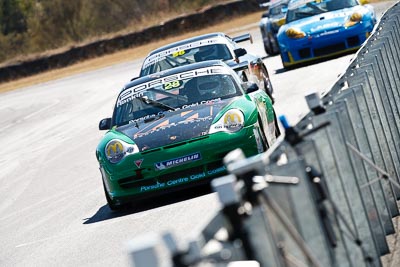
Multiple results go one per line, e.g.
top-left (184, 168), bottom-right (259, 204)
top-left (259, 0), bottom-right (290, 55)
top-left (277, 0), bottom-right (376, 68)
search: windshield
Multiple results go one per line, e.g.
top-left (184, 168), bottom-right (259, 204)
top-left (113, 70), bottom-right (241, 126)
top-left (140, 43), bottom-right (233, 76)
top-left (269, 3), bottom-right (288, 16)
top-left (286, 0), bottom-right (358, 23)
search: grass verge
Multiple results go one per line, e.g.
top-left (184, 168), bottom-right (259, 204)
top-left (0, 11), bottom-right (263, 94)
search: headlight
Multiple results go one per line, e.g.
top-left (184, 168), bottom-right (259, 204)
top-left (105, 139), bottom-right (139, 164)
top-left (285, 28), bottom-right (306, 39)
top-left (209, 109), bottom-right (244, 134)
top-left (344, 12), bottom-right (363, 27)
top-left (272, 18), bottom-right (286, 30)
top-left (275, 18), bottom-right (286, 27)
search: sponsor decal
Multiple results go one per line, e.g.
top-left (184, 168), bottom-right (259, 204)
top-left (143, 38), bottom-right (224, 67)
top-left (106, 141), bottom-right (123, 157)
top-left (207, 165), bottom-right (227, 175)
top-left (164, 80), bottom-right (182, 90)
top-left (140, 182), bottom-right (166, 192)
top-left (127, 98), bottom-right (221, 125)
top-left (318, 30), bottom-right (340, 37)
top-left (311, 22), bottom-right (340, 33)
top-left (139, 166), bottom-right (226, 192)
top-left (181, 98), bottom-right (221, 109)
top-left (135, 159), bottom-right (144, 168)
top-left (172, 50), bottom-right (186, 57)
top-left (133, 113), bottom-right (213, 139)
top-left (224, 112), bottom-right (243, 125)
top-left (167, 177), bottom-right (189, 186)
top-left (155, 152), bottom-right (202, 170)
top-left (117, 67), bottom-right (229, 107)
top-left (212, 110), bottom-right (244, 131)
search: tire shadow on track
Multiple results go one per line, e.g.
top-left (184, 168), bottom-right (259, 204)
top-left (83, 184), bottom-right (211, 224)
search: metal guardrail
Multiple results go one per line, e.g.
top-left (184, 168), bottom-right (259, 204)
top-left (127, 2), bottom-right (400, 266)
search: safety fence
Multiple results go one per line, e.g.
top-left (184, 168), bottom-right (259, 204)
top-left (127, 2), bottom-right (400, 267)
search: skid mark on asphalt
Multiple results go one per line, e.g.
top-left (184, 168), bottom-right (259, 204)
top-left (0, 99), bottom-right (60, 134)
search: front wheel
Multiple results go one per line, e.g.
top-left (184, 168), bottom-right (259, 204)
top-left (103, 181), bottom-right (127, 211)
top-left (263, 77), bottom-right (275, 104)
top-left (257, 118), bottom-right (270, 152)
top-left (264, 37), bottom-right (273, 56)
top-left (270, 35), bottom-right (280, 55)
top-left (273, 111), bottom-right (281, 138)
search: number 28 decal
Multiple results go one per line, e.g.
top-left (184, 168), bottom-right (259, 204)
top-left (164, 80), bottom-right (182, 90)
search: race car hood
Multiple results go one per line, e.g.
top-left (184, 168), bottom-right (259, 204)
top-left (116, 98), bottom-right (236, 151)
top-left (286, 6), bottom-right (369, 35)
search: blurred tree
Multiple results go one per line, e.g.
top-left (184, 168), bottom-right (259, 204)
top-left (0, 0), bottom-right (30, 35)
top-left (0, 0), bottom-right (226, 64)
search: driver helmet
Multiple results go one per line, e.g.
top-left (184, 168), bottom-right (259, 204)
top-left (197, 75), bottom-right (222, 96)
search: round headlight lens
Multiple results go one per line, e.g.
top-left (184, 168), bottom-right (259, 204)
top-left (285, 28), bottom-right (306, 39)
top-left (209, 109), bottom-right (244, 134)
top-left (105, 139), bottom-right (138, 164)
top-left (344, 12), bottom-right (363, 27)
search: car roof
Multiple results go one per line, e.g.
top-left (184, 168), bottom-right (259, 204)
top-left (148, 32), bottom-right (229, 55)
top-left (123, 60), bottom-right (230, 91)
top-left (270, 0), bottom-right (290, 8)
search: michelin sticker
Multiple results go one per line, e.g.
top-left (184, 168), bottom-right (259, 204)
top-left (155, 152), bottom-right (202, 171)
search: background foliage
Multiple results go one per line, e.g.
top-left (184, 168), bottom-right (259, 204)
top-left (0, 0), bottom-right (225, 65)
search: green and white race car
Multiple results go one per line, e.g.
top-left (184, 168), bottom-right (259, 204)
top-left (97, 60), bottom-right (279, 210)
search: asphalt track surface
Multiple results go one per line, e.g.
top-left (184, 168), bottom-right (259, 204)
top-left (0, 2), bottom-right (397, 266)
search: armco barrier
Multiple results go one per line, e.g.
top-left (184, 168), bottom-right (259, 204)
top-left (127, 2), bottom-right (400, 267)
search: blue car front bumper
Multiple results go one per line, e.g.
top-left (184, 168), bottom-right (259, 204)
top-left (279, 21), bottom-right (375, 67)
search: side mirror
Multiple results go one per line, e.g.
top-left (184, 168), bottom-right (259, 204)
top-left (234, 48), bottom-right (247, 58)
top-left (245, 82), bottom-right (259, 94)
top-left (99, 118), bottom-right (112, 130)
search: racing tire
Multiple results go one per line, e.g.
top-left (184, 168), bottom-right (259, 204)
top-left (265, 34), bottom-right (280, 56)
top-left (270, 35), bottom-right (280, 55)
top-left (273, 111), bottom-right (281, 138)
top-left (264, 37), bottom-right (273, 56)
top-left (280, 53), bottom-right (293, 70)
top-left (263, 77), bottom-right (275, 105)
top-left (258, 117), bottom-right (270, 152)
top-left (103, 181), bottom-right (128, 211)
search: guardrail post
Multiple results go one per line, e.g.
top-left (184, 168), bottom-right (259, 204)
top-left (346, 68), bottom-right (399, 217)
top-left (127, 233), bottom-right (162, 267)
top-left (354, 50), bottom-right (400, 200)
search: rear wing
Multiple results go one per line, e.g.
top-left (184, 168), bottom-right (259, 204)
top-left (232, 33), bottom-right (253, 44)
top-left (227, 61), bottom-right (249, 72)
top-left (257, 0), bottom-right (272, 8)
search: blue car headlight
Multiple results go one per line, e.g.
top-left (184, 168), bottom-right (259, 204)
top-left (105, 139), bottom-right (139, 164)
top-left (344, 12), bottom-right (363, 27)
top-left (209, 109), bottom-right (245, 134)
top-left (285, 27), bottom-right (306, 39)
